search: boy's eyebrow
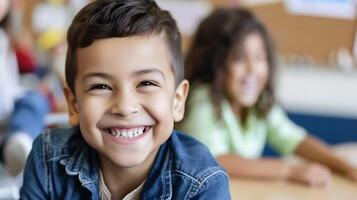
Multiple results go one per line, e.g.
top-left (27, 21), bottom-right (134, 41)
top-left (81, 68), bottom-right (166, 81)
top-left (132, 68), bottom-right (166, 81)
top-left (82, 72), bottom-right (113, 82)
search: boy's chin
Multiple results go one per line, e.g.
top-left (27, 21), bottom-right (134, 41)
top-left (104, 148), bottom-right (159, 169)
top-left (114, 156), bottom-right (149, 168)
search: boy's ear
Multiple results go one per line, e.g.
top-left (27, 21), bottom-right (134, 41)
top-left (63, 87), bottom-right (80, 126)
top-left (173, 80), bottom-right (189, 122)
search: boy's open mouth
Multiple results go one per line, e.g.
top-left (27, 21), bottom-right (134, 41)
top-left (104, 126), bottom-right (151, 139)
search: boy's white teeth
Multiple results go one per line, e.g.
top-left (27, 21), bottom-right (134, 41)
top-left (107, 127), bottom-right (147, 138)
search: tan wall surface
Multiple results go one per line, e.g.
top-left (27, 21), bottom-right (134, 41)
top-left (247, 3), bottom-right (357, 63)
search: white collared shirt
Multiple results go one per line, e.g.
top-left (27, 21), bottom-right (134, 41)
top-left (99, 170), bottom-right (146, 200)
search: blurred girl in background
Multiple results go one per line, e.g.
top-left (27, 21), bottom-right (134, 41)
top-left (178, 8), bottom-right (357, 187)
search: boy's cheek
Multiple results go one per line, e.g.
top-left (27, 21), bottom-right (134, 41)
top-left (147, 95), bottom-right (174, 119)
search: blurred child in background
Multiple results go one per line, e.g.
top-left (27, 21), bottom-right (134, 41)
top-left (0, 0), bottom-right (49, 176)
top-left (178, 8), bottom-right (357, 187)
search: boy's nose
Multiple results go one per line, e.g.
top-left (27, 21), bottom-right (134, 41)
top-left (110, 92), bottom-right (140, 118)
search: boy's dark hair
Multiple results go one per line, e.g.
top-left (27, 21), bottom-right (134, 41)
top-left (185, 8), bottom-right (275, 122)
top-left (65, 0), bottom-right (183, 93)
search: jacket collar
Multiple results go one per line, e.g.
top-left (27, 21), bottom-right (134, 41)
top-left (59, 131), bottom-right (99, 199)
top-left (141, 133), bottom-right (173, 199)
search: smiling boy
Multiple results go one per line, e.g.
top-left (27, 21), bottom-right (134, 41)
top-left (20, 0), bottom-right (230, 199)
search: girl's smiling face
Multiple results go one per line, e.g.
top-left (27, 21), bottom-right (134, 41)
top-left (225, 32), bottom-right (269, 110)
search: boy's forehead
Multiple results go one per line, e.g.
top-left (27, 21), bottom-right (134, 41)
top-left (75, 34), bottom-right (175, 80)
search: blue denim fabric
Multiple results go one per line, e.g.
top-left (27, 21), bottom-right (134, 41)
top-left (5, 91), bottom-right (50, 139)
top-left (20, 127), bottom-right (231, 199)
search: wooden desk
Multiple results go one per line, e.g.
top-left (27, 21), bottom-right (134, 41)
top-left (230, 175), bottom-right (357, 200)
top-left (230, 144), bottom-right (357, 200)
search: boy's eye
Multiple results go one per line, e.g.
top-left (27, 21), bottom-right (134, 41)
top-left (137, 81), bottom-right (159, 88)
top-left (88, 84), bottom-right (112, 91)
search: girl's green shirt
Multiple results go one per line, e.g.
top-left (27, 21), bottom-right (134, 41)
top-left (177, 84), bottom-right (306, 158)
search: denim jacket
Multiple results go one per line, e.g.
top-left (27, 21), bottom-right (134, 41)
top-left (20, 127), bottom-right (231, 199)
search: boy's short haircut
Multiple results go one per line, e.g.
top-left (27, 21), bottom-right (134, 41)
top-left (65, 0), bottom-right (183, 93)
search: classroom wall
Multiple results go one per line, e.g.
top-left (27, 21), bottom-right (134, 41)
top-left (247, 2), bottom-right (357, 64)
top-left (264, 66), bottom-right (357, 156)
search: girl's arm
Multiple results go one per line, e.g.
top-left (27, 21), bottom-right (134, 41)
top-left (217, 153), bottom-right (332, 187)
top-left (294, 135), bottom-right (357, 181)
